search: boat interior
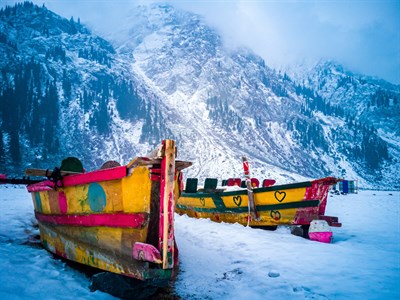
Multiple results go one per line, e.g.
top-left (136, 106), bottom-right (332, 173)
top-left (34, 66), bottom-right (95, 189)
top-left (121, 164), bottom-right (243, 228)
top-left (183, 177), bottom-right (277, 194)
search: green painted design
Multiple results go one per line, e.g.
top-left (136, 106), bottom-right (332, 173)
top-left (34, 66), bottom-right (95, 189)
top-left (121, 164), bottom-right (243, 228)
top-left (168, 252), bottom-right (173, 265)
top-left (78, 195), bottom-right (88, 210)
top-left (210, 194), bottom-right (227, 210)
top-left (82, 250), bottom-right (98, 267)
top-left (42, 239), bottom-right (48, 250)
top-left (200, 197), bottom-right (205, 206)
top-left (89, 250), bottom-right (97, 267)
top-left (35, 193), bottom-right (42, 212)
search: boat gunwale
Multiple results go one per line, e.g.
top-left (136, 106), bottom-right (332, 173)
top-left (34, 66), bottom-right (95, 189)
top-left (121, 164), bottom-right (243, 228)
top-left (181, 180), bottom-right (313, 198)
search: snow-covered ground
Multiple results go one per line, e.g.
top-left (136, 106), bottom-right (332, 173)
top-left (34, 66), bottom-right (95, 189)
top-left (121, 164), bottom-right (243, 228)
top-left (0, 186), bottom-right (399, 299)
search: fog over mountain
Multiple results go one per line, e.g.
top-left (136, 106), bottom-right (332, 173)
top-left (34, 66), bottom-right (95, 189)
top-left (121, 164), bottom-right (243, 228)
top-left (4, 0), bottom-right (399, 84)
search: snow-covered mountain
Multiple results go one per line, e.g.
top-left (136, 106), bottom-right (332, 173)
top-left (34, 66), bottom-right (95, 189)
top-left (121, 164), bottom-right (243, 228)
top-left (1, 2), bottom-right (399, 189)
top-left (0, 2), bottom-right (166, 173)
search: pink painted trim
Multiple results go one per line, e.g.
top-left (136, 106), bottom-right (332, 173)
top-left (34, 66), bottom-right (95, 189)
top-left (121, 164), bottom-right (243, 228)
top-left (26, 166), bottom-right (127, 192)
top-left (293, 207), bottom-right (319, 225)
top-left (27, 180), bottom-right (55, 192)
top-left (133, 242), bottom-right (162, 264)
top-left (58, 191), bottom-right (68, 214)
top-left (293, 177), bottom-right (339, 226)
top-left (62, 166), bottom-right (127, 187)
top-left (35, 212), bottom-right (148, 228)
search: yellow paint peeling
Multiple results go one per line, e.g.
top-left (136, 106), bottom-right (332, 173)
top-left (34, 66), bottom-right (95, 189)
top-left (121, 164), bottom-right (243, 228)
top-left (40, 191), bottom-right (51, 214)
top-left (181, 196), bottom-right (217, 208)
top-left (102, 180), bottom-right (123, 212)
top-left (122, 167), bottom-right (151, 213)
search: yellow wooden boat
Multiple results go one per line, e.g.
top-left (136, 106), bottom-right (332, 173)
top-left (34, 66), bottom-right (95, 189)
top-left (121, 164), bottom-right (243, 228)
top-left (25, 140), bottom-right (191, 284)
top-left (176, 176), bottom-right (341, 233)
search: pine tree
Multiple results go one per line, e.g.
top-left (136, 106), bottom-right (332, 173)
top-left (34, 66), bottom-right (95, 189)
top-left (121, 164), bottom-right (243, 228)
top-left (0, 129), bottom-right (5, 164)
top-left (9, 129), bottom-right (21, 165)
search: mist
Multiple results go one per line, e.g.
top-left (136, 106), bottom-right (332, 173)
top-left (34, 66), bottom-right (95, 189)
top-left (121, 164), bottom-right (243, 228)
top-left (3, 0), bottom-right (399, 84)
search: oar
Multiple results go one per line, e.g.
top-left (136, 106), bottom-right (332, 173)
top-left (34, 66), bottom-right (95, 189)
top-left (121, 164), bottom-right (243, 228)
top-left (25, 168), bottom-right (81, 177)
top-left (242, 156), bottom-right (261, 224)
top-left (0, 176), bottom-right (43, 185)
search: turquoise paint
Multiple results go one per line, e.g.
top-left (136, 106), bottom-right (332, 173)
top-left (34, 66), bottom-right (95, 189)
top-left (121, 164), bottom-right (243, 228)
top-left (35, 193), bottom-right (42, 212)
top-left (88, 183), bottom-right (106, 212)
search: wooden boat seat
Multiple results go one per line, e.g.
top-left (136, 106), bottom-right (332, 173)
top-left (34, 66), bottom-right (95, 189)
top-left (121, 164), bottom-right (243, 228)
top-left (251, 178), bottom-right (260, 188)
top-left (263, 179), bottom-right (276, 187)
top-left (185, 178), bottom-right (198, 193)
top-left (60, 157), bottom-right (84, 173)
top-left (227, 178), bottom-right (241, 186)
top-left (241, 178), bottom-right (260, 188)
top-left (100, 160), bottom-right (121, 169)
top-left (204, 178), bottom-right (218, 193)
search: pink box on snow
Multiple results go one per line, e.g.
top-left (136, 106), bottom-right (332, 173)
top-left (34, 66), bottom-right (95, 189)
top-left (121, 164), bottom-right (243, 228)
top-left (308, 220), bottom-right (333, 243)
top-left (309, 231), bottom-right (333, 243)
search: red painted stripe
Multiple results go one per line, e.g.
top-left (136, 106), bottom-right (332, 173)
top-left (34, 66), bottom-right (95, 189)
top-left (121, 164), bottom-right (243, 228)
top-left (62, 166), bottom-right (127, 187)
top-left (35, 212), bottom-right (148, 228)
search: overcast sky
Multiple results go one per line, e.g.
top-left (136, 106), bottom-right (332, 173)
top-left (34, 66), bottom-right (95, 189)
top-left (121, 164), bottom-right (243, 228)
top-left (3, 0), bottom-right (400, 84)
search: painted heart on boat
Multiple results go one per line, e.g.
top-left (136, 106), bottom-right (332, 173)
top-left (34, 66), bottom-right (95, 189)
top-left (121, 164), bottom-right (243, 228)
top-left (200, 197), bottom-right (205, 206)
top-left (270, 210), bottom-right (281, 221)
top-left (233, 196), bottom-right (242, 206)
top-left (274, 191), bottom-right (286, 202)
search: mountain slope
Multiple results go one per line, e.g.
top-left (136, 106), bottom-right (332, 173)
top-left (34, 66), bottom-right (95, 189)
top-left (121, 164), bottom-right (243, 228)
top-left (286, 60), bottom-right (400, 187)
top-left (113, 4), bottom-right (398, 188)
top-left (0, 2), bottom-right (169, 174)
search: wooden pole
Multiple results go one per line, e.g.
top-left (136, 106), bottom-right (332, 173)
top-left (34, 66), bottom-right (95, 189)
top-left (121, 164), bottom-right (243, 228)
top-left (242, 156), bottom-right (260, 223)
top-left (160, 140), bottom-right (176, 269)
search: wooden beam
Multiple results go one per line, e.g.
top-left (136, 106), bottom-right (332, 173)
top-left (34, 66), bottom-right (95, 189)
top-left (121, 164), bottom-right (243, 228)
top-left (146, 143), bottom-right (165, 158)
top-left (25, 168), bottom-right (81, 177)
top-left (126, 157), bottom-right (191, 171)
top-left (126, 157), bottom-right (162, 169)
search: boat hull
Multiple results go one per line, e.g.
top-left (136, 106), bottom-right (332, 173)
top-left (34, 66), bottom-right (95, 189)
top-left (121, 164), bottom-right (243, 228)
top-left (177, 177), bottom-right (341, 227)
top-left (27, 140), bottom-right (185, 283)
